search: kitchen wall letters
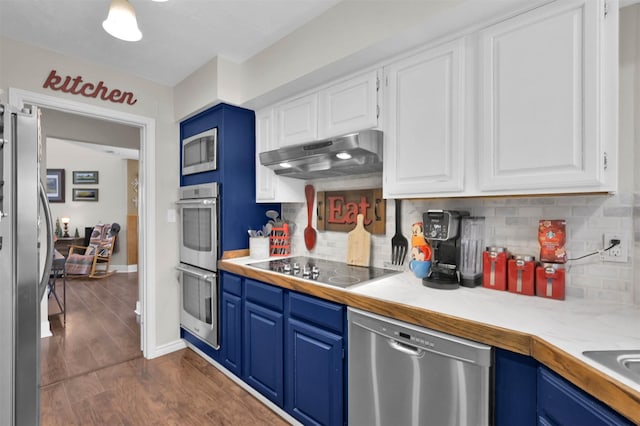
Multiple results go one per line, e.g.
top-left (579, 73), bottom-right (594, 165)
top-left (42, 70), bottom-right (137, 105)
top-left (317, 188), bottom-right (385, 235)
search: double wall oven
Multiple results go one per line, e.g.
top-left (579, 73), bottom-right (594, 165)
top-left (176, 182), bottom-right (219, 348)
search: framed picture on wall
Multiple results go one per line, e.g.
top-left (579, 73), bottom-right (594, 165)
top-left (46, 168), bottom-right (65, 203)
top-left (73, 170), bottom-right (99, 184)
top-left (72, 188), bottom-right (99, 202)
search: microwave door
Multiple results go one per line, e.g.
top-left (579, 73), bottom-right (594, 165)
top-left (183, 138), bottom-right (201, 172)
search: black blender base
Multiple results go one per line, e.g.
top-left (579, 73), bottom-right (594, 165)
top-left (422, 278), bottom-right (460, 290)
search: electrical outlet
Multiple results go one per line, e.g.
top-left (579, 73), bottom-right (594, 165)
top-left (602, 233), bottom-right (628, 263)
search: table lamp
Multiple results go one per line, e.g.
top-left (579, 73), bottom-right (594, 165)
top-left (61, 217), bottom-right (70, 238)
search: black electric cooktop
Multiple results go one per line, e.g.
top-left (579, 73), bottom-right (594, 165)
top-left (247, 256), bottom-right (400, 288)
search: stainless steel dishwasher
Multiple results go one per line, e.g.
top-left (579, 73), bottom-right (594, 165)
top-left (348, 308), bottom-right (492, 426)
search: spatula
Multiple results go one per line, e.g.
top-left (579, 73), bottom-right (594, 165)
top-left (304, 184), bottom-right (317, 250)
top-left (391, 199), bottom-right (408, 265)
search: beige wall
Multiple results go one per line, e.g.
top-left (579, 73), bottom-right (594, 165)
top-left (46, 139), bottom-right (129, 267)
top-left (0, 36), bottom-right (180, 348)
top-left (42, 108), bottom-right (140, 150)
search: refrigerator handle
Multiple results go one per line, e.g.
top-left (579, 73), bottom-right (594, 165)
top-left (38, 180), bottom-right (54, 299)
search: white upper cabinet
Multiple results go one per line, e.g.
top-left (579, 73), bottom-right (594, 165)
top-left (274, 70), bottom-right (379, 148)
top-left (477, 0), bottom-right (617, 193)
top-left (275, 94), bottom-right (318, 147)
top-left (255, 109), bottom-right (305, 203)
top-left (318, 70), bottom-right (379, 139)
top-left (383, 38), bottom-right (466, 198)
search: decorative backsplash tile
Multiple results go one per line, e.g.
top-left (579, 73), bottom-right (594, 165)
top-left (282, 177), bottom-right (637, 305)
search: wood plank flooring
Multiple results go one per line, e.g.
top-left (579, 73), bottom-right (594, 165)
top-left (41, 273), bottom-right (288, 425)
top-left (42, 273), bottom-right (141, 386)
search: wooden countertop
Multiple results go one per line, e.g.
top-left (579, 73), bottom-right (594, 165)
top-left (219, 252), bottom-right (640, 424)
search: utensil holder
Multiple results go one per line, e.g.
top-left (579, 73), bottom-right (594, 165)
top-left (270, 224), bottom-right (290, 257)
top-left (249, 237), bottom-right (270, 259)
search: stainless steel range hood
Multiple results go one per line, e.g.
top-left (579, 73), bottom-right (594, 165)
top-left (259, 129), bottom-right (383, 179)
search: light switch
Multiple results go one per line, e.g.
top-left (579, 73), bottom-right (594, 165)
top-left (167, 208), bottom-right (177, 223)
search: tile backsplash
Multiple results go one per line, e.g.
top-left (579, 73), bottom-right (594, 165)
top-left (281, 176), bottom-right (639, 305)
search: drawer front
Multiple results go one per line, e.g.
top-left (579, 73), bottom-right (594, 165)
top-left (289, 292), bottom-right (344, 334)
top-left (245, 279), bottom-right (284, 312)
top-left (221, 273), bottom-right (243, 297)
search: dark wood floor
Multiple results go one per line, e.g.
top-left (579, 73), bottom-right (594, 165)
top-left (41, 273), bottom-right (288, 425)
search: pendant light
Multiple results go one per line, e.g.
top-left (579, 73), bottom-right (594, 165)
top-left (102, 0), bottom-right (142, 42)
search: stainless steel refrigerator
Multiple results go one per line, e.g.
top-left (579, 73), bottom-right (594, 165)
top-left (1, 103), bottom-right (54, 426)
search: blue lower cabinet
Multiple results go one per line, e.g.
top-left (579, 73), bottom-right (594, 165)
top-left (286, 318), bottom-right (344, 426)
top-left (537, 366), bottom-right (633, 426)
top-left (243, 300), bottom-right (284, 406)
top-left (221, 291), bottom-right (242, 376)
top-left (494, 348), bottom-right (538, 426)
top-left (220, 273), bottom-right (243, 376)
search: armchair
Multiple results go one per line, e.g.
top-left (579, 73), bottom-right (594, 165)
top-left (66, 223), bottom-right (119, 279)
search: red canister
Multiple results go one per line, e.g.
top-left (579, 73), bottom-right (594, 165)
top-left (535, 263), bottom-right (565, 300)
top-left (483, 247), bottom-right (508, 291)
top-left (508, 255), bottom-right (536, 296)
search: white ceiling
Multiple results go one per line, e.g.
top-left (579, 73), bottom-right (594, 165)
top-left (0, 0), bottom-right (340, 86)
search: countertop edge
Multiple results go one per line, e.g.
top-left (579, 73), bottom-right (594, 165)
top-left (218, 258), bottom-right (640, 424)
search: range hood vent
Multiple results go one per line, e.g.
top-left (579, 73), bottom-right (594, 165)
top-left (259, 129), bottom-right (383, 180)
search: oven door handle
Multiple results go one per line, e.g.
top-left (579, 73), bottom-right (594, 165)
top-left (175, 199), bottom-right (216, 206)
top-left (176, 265), bottom-right (215, 281)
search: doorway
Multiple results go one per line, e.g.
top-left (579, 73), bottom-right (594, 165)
top-left (9, 87), bottom-right (157, 358)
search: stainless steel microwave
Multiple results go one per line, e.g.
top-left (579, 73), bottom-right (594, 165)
top-left (182, 128), bottom-right (217, 176)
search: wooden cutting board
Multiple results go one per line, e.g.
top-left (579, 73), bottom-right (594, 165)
top-left (347, 214), bottom-right (371, 267)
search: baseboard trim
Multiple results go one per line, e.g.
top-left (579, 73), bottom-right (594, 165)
top-left (112, 264), bottom-right (138, 273)
top-left (147, 338), bottom-right (186, 359)
top-left (184, 341), bottom-right (302, 426)
top-left (40, 320), bottom-right (52, 338)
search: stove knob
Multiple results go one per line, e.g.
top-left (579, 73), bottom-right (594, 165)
top-left (311, 271), bottom-right (319, 280)
top-left (293, 262), bottom-right (300, 271)
top-left (283, 264), bottom-right (291, 273)
top-left (311, 265), bottom-right (319, 274)
top-left (302, 265), bottom-right (310, 277)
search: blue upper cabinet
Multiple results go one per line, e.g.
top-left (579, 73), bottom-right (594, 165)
top-left (180, 103), bottom-right (279, 252)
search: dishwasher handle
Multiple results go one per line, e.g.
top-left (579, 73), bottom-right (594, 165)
top-left (388, 339), bottom-right (424, 357)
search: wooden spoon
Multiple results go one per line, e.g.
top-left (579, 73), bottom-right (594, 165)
top-left (304, 184), bottom-right (317, 250)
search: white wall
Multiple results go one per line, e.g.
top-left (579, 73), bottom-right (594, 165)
top-left (46, 139), bottom-right (129, 268)
top-left (0, 36), bottom-right (180, 349)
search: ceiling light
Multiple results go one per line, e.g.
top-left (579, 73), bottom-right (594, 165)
top-left (279, 162), bottom-right (292, 168)
top-left (102, 0), bottom-right (142, 42)
top-left (336, 152), bottom-right (352, 160)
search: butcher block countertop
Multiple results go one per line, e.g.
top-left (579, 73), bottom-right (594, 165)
top-left (219, 253), bottom-right (640, 423)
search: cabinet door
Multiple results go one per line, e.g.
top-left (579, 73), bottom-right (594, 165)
top-left (255, 109), bottom-right (305, 203)
top-left (478, 0), bottom-right (607, 192)
top-left (318, 70), bottom-right (379, 139)
top-left (494, 349), bottom-right (538, 426)
top-left (275, 94), bottom-right (318, 147)
top-left (220, 291), bottom-right (242, 377)
top-left (286, 318), bottom-right (343, 426)
top-left (383, 38), bottom-right (466, 197)
top-left (243, 301), bottom-right (284, 406)
top-left (255, 110), bottom-right (276, 201)
top-left (538, 366), bottom-right (633, 426)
